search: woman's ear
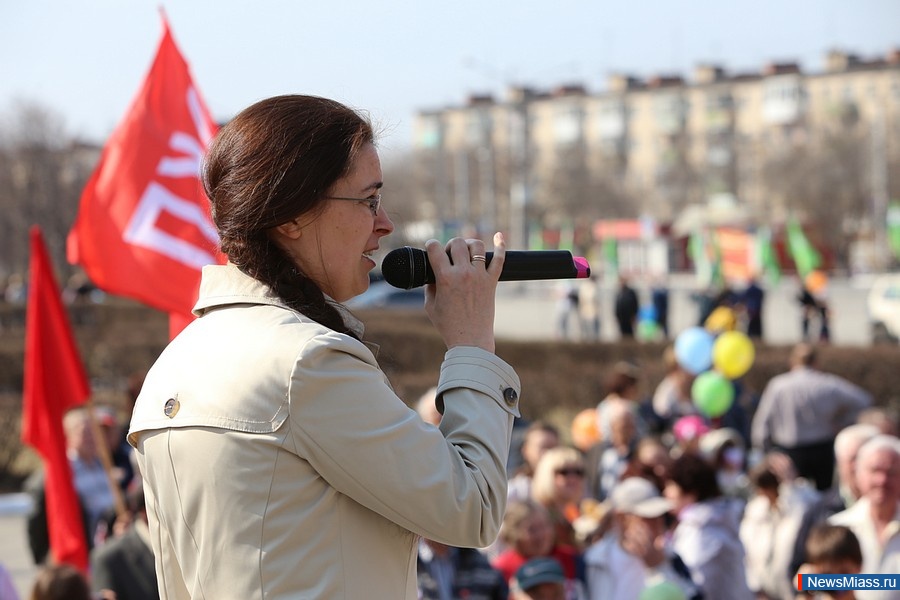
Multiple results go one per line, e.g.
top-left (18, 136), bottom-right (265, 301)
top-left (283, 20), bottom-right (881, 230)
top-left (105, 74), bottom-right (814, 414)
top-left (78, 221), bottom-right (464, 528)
top-left (274, 218), bottom-right (303, 240)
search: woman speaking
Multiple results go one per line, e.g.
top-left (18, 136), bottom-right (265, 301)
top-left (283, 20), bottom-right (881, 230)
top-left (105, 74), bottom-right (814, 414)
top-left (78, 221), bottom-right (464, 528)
top-left (129, 95), bottom-right (520, 599)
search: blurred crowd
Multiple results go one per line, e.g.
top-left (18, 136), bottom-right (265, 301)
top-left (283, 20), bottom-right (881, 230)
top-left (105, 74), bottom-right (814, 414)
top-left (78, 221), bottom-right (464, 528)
top-left (5, 342), bottom-right (898, 600)
top-left (413, 342), bottom-right (897, 600)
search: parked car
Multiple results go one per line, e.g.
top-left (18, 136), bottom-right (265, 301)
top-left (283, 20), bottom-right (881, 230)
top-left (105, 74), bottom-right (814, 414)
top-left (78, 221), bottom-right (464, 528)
top-left (868, 273), bottom-right (900, 344)
top-left (344, 281), bottom-right (426, 311)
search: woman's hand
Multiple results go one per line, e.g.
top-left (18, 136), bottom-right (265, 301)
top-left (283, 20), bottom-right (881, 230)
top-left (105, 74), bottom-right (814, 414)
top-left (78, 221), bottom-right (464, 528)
top-left (424, 232), bottom-right (506, 353)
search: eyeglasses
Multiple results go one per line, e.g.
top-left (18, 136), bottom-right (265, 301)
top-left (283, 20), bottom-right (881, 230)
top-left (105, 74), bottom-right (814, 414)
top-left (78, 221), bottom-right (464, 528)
top-left (326, 194), bottom-right (382, 216)
top-left (555, 467), bottom-right (585, 478)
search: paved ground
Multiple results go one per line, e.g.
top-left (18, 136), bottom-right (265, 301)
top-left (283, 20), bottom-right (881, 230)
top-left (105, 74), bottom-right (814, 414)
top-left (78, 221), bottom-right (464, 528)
top-left (0, 494), bottom-right (36, 599)
top-left (493, 274), bottom-right (874, 346)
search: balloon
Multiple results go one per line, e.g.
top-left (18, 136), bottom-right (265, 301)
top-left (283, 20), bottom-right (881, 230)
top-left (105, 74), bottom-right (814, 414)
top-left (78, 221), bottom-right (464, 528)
top-left (692, 371), bottom-right (735, 418)
top-left (713, 331), bottom-right (755, 379)
top-left (637, 318), bottom-right (662, 342)
top-left (674, 327), bottom-right (715, 374)
top-left (672, 415), bottom-right (710, 442)
top-left (639, 582), bottom-right (686, 600)
top-left (638, 304), bottom-right (658, 322)
top-left (571, 408), bottom-right (601, 451)
top-left (806, 270), bottom-right (828, 294)
top-left (704, 306), bottom-right (737, 333)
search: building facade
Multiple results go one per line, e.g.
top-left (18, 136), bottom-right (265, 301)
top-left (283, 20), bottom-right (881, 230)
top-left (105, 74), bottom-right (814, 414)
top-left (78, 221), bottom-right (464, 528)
top-left (412, 48), bottom-right (900, 263)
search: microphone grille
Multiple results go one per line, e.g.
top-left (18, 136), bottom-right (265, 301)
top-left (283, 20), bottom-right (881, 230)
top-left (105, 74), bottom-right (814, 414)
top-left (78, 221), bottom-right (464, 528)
top-left (381, 247), bottom-right (427, 289)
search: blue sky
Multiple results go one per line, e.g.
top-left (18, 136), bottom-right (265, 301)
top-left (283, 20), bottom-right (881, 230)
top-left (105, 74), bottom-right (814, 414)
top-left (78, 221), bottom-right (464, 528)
top-left (2, 0), bottom-right (898, 162)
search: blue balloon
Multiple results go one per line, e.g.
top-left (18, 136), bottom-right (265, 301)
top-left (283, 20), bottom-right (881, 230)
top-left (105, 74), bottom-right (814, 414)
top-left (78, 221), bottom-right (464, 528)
top-left (638, 304), bottom-right (658, 322)
top-left (674, 327), bottom-right (715, 374)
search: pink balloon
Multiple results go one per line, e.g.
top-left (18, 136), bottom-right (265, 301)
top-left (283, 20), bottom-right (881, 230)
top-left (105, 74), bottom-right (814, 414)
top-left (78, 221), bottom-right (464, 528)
top-left (673, 415), bottom-right (711, 442)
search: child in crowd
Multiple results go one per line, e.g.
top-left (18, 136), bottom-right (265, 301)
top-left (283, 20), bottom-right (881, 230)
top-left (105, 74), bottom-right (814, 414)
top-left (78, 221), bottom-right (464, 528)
top-left (511, 557), bottom-right (568, 600)
top-left (795, 524), bottom-right (863, 600)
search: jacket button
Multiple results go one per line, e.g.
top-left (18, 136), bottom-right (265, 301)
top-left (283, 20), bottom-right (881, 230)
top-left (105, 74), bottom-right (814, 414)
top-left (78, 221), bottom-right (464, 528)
top-left (503, 388), bottom-right (518, 406)
top-left (164, 398), bottom-right (180, 418)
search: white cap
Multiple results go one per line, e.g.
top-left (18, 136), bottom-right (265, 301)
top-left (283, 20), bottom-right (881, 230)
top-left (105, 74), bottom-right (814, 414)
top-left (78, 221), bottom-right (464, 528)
top-left (610, 477), bottom-right (672, 518)
top-left (699, 427), bottom-right (744, 459)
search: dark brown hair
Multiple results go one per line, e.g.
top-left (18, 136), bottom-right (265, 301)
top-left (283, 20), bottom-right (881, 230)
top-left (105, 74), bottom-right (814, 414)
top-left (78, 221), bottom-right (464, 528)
top-left (805, 524), bottom-right (862, 567)
top-left (749, 461), bottom-right (780, 491)
top-left (203, 95), bottom-right (374, 336)
top-left (668, 452), bottom-right (721, 501)
top-left (605, 362), bottom-right (640, 396)
top-left (30, 564), bottom-right (91, 600)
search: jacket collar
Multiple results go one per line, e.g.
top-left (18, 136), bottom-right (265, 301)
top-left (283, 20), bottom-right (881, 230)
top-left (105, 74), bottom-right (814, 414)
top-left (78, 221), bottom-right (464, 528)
top-left (192, 264), bottom-right (366, 339)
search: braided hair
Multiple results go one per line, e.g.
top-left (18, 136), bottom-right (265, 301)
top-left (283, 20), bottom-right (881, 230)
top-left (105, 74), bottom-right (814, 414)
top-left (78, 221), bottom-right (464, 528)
top-left (202, 95), bottom-right (374, 336)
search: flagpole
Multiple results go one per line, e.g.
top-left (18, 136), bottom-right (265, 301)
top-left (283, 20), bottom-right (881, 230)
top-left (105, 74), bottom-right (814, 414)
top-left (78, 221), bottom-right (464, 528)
top-left (84, 401), bottom-right (128, 520)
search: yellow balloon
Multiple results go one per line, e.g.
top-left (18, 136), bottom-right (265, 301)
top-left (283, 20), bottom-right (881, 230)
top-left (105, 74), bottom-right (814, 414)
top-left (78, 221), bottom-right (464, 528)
top-left (712, 331), bottom-right (755, 379)
top-left (704, 306), bottom-right (737, 333)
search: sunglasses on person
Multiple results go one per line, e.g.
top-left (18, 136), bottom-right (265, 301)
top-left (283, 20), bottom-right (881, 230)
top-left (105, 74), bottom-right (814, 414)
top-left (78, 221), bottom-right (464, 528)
top-left (555, 467), bottom-right (585, 478)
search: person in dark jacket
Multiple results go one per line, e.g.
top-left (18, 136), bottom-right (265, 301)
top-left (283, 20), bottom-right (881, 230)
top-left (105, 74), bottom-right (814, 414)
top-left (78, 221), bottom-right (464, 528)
top-left (614, 276), bottom-right (639, 339)
top-left (90, 488), bottom-right (158, 600)
top-left (417, 539), bottom-right (508, 600)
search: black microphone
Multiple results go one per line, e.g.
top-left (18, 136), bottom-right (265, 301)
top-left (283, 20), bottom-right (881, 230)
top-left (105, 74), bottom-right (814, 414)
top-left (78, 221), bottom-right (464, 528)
top-left (381, 247), bottom-right (591, 289)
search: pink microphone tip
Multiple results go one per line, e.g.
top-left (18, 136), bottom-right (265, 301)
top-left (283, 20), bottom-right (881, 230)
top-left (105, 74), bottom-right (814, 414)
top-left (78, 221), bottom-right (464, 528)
top-left (574, 257), bottom-right (591, 278)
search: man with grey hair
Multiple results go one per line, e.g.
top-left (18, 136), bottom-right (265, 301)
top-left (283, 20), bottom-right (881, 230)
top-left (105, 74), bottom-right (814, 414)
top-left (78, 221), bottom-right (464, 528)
top-left (828, 435), bottom-right (900, 599)
top-left (25, 407), bottom-right (118, 565)
top-left (751, 343), bottom-right (872, 490)
top-left (788, 423), bottom-right (881, 580)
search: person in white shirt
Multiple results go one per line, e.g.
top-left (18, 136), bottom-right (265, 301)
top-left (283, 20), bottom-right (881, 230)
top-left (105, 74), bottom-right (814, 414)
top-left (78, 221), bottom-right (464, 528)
top-left (585, 477), bottom-right (700, 600)
top-left (828, 435), bottom-right (900, 599)
top-left (739, 452), bottom-right (818, 599)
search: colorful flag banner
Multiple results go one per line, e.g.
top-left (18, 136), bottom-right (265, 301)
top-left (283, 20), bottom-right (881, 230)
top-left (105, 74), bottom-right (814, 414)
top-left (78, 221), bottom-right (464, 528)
top-left (786, 219), bottom-right (821, 279)
top-left (888, 203), bottom-right (900, 260)
top-left (67, 15), bottom-right (221, 338)
top-left (23, 226), bottom-right (91, 571)
top-left (756, 226), bottom-right (781, 285)
top-left (558, 220), bottom-right (575, 252)
top-left (689, 229), bottom-right (723, 288)
top-left (528, 223), bottom-right (546, 250)
top-left (602, 237), bottom-right (618, 280)
top-left (715, 227), bottom-right (752, 283)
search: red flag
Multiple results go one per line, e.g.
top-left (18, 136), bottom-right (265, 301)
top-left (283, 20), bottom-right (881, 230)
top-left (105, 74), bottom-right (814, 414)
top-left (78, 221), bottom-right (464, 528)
top-left (67, 15), bottom-right (222, 337)
top-left (23, 226), bottom-right (91, 571)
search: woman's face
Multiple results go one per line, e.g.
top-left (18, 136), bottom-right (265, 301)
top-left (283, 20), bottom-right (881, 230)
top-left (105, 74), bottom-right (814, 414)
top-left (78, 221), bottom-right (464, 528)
top-left (515, 511), bottom-right (555, 558)
top-left (282, 143), bottom-right (394, 302)
top-left (553, 463), bottom-right (586, 503)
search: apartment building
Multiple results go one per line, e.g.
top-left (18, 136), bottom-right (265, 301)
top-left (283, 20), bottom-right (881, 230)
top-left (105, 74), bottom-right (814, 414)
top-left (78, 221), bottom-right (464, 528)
top-left (412, 48), bottom-right (900, 254)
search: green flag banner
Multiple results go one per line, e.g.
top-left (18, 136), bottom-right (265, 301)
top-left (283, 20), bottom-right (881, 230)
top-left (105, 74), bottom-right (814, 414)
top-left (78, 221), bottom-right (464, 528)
top-left (888, 203), bottom-right (900, 260)
top-left (602, 237), bottom-right (618, 279)
top-left (757, 226), bottom-right (781, 285)
top-left (528, 224), bottom-right (545, 250)
top-left (786, 219), bottom-right (821, 279)
top-left (689, 230), bottom-right (723, 288)
top-left (558, 220), bottom-right (575, 253)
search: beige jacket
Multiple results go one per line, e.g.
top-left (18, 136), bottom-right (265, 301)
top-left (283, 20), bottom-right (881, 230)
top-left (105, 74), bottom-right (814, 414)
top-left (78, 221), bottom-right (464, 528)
top-left (129, 265), bottom-right (521, 599)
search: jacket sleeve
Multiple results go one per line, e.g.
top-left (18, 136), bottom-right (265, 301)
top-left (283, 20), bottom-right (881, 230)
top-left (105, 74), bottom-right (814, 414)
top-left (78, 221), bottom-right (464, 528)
top-left (828, 375), bottom-right (872, 429)
top-left (286, 336), bottom-right (520, 548)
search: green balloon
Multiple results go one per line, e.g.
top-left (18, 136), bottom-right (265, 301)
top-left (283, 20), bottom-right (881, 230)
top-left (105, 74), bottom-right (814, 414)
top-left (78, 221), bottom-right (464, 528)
top-left (691, 371), bottom-right (735, 418)
top-left (637, 318), bottom-right (661, 341)
top-left (640, 582), bottom-right (686, 600)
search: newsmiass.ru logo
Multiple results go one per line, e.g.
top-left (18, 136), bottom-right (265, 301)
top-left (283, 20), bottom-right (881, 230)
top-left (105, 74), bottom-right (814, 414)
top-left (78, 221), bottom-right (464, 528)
top-left (800, 574), bottom-right (899, 591)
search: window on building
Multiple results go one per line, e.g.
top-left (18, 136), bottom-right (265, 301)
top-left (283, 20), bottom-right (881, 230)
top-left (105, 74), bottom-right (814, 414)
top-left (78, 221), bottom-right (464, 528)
top-left (554, 105), bottom-right (583, 145)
